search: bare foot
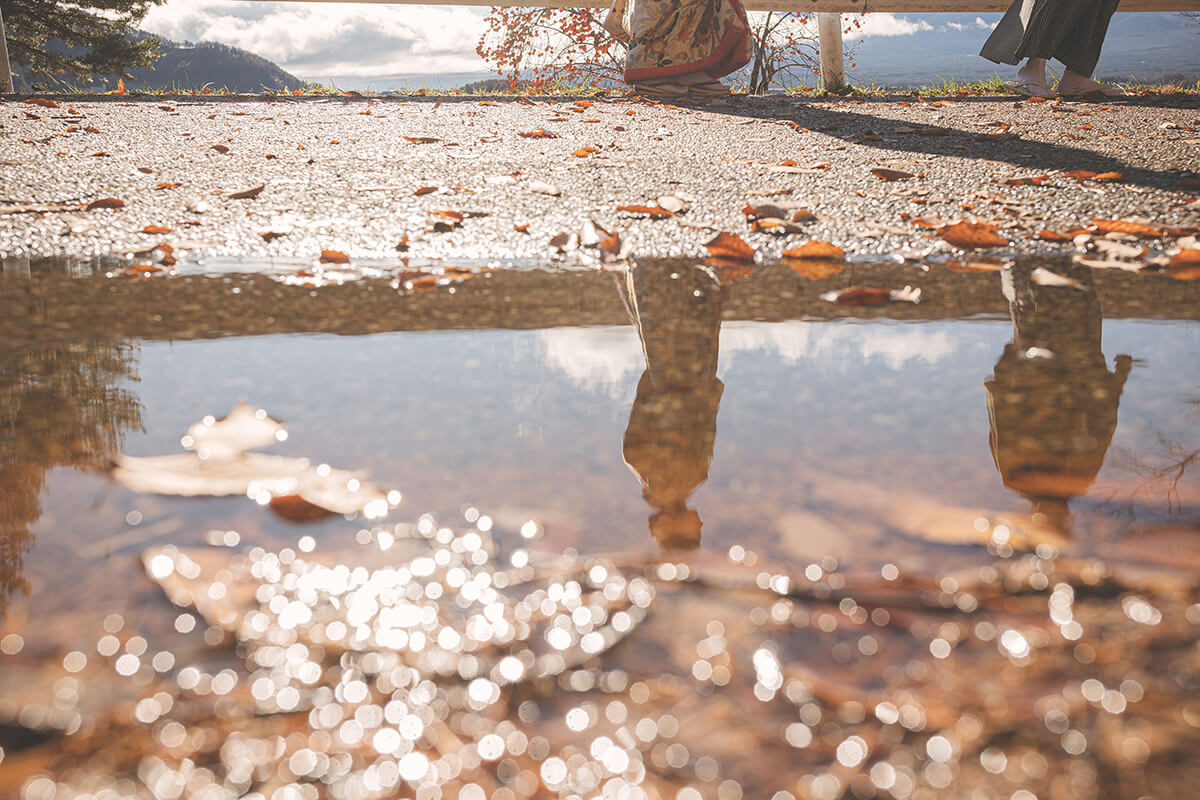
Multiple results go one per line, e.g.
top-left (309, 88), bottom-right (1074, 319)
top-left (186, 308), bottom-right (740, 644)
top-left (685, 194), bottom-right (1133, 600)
top-left (1057, 71), bottom-right (1124, 97)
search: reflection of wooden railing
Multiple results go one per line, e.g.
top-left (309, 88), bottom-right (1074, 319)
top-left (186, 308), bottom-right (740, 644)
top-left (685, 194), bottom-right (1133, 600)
top-left (2, 260), bottom-right (1198, 344)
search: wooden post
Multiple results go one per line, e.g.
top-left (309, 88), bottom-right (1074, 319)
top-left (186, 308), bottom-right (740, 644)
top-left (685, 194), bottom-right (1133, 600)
top-left (0, 6), bottom-right (13, 94)
top-left (816, 12), bottom-right (844, 93)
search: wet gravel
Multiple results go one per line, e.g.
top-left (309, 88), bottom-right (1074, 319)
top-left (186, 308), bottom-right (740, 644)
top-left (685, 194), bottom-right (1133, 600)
top-left (1, 93), bottom-right (1197, 263)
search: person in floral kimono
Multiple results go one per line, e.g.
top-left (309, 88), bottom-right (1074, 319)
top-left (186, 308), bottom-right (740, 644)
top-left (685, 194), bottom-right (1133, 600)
top-left (605, 0), bottom-right (753, 100)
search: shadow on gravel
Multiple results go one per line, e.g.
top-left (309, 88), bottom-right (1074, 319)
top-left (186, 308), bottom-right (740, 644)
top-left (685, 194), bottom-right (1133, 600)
top-left (701, 96), bottom-right (1200, 194)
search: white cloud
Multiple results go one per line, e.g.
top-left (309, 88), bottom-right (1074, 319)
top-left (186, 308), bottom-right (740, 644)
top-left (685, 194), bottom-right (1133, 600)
top-left (854, 14), bottom-right (934, 38)
top-left (141, 1), bottom-right (489, 76)
top-left (719, 321), bottom-right (958, 371)
top-left (539, 327), bottom-right (643, 398)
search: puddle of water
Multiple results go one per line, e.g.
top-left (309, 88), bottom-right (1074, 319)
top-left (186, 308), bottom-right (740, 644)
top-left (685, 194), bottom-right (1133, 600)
top-left (0, 256), bottom-right (1198, 799)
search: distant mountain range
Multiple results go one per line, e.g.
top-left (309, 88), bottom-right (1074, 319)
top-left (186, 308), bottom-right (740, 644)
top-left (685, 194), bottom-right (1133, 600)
top-left (11, 34), bottom-right (306, 93)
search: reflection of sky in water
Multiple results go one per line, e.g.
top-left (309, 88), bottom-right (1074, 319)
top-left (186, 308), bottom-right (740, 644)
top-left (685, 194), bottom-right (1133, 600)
top-left (104, 317), bottom-right (1197, 541)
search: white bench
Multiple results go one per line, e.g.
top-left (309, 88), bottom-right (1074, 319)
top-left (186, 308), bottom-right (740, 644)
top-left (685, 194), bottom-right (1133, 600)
top-left (2, 1), bottom-right (1197, 94)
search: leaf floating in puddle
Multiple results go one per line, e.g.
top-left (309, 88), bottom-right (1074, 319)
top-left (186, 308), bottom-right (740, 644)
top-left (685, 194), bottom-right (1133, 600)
top-left (704, 232), bottom-right (755, 263)
top-left (820, 285), bottom-right (921, 306)
top-left (112, 402), bottom-right (399, 519)
top-left (1166, 249), bottom-right (1200, 280)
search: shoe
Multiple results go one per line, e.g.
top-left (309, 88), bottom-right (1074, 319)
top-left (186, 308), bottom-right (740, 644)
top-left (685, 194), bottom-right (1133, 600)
top-left (686, 80), bottom-right (730, 99)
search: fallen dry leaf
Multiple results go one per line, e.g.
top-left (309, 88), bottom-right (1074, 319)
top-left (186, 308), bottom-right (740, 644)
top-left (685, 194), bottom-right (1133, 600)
top-left (1094, 171), bottom-right (1124, 181)
top-left (938, 221), bottom-right (1008, 250)
top-left (1092, 218), bottom-right (1163, 237)
top-left (211, 144), bottom-right (230, 154)
top-left (319, 249), bottom-right (350, 264)
top-left (414, 187), bottom-right (437, 196)
top-left (404, 137), bottom-right (442, 144)
top-left (1003, 175), bottom-right (1051, 186)
top-left (704, 232), bottom-right (755, 263)
top-left (872, 168), bottom-right (914, 182)
top-left (24, 98), bottom-right (59, 109)
top-left (514, 224), bottom-right (530, 233)
top-left (572, 147), bottom-right (598, 157)
top-left (137, 167), bottom-right (154, 174)
top-left (86, 198), bottom-right (125, 211)
top-left (617, 204), bottom-right (673, 218)
top-left (155, 182), bottom-right (180, 190)
top-left (783, 241), bottom-right (845, 260)
top-left (140, 225), bottom-right (172, 234)
top-left (791, 209), bottom-right (817, 223)
top-left (519, 130), bottom-right (558, 139)
top-left (228, 184), bottom-right (265, 200)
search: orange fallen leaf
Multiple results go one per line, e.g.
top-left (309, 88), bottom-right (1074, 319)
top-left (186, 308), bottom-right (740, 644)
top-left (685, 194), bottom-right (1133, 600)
top-left (938, 221), bottom-right (1008, 249)
top-left (791, 209), bottom-right (817, 223)
top-left (320, 249), bottom-right (350, 264)
top-left (269, 494), bottom-right (336, 523)
top-left (1003, 175), bottom-right (1051, 186)
top-left (430, 210), bottom-right (465, 222)
top-left (404, 137), bottom-right (442, 144)
top-left (1023, 95), bottom-right (1048, 103)
top-left (125, 264), bottom-right (162, 276)
top-left (1093, 171), bottom-right (1124, 181)
top-left (1167, 249), bottom-right (1200, 268)
top-left (519, 130), bottom-right (558, 138)
top-left (24, 98), bottom-right (59, 108)
top-left (414, 186), bottom-right (438, 196)
top-left (783, 241), bottom-right (845, 260)
top-left (140, 225), bottom-right (172, 234)
top-left (616, 204), bottom-right (673, 217)
top-left (104, 78), bottom-right (127, 96)
top-left (211, 144), bottom-right (230, 154)
top-left (572, 147), bottom-right (598, 157)
top-left (138, 167), bottom-right (154, 174)
top-left (872, 168), bottom-right (914, 182)
top-left (86, 198), bottom-right (125, 210)
top-left (1062, 170), bottom-right (1096, 181)
top-left (704, 232), bottom-right (755, 263)
top-left (1092, 218), bottom-right (1162, 237)
top-left (777, 159), bottom-right (798, 167)
top-left (155, 182), bottom-right (180, 190)
top-left (514, 224), bottom-right (530, 233)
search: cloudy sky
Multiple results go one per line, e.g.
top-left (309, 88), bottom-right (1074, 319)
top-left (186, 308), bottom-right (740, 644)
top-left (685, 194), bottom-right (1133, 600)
top-left (140, 2), bottom-right (970, 79)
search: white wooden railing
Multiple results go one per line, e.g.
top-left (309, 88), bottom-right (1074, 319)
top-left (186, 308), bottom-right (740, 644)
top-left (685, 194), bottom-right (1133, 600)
top-left (2, 1), bottom-right (1198, 94)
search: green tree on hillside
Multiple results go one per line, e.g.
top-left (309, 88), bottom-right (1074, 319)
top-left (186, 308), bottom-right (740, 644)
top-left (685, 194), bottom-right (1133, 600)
top-left (2, 0), bottom-right (164, 82)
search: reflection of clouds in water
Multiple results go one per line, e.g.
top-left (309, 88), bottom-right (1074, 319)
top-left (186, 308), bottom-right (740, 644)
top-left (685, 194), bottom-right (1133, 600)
top-left (720, 322), bottom-right (958, 371)
top-left (539, 322), bottom-right (961, 395)
top-left (538, 327), bottom-right (643, 398)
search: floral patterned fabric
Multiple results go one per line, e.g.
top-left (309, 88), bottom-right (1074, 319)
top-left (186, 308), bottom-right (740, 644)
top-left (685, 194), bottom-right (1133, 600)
top-left (604, 0), bottom-right (752, 82)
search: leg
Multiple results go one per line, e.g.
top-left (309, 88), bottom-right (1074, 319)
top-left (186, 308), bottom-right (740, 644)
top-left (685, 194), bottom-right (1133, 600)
top-left (1054, 0), bottom-right (1123, 96)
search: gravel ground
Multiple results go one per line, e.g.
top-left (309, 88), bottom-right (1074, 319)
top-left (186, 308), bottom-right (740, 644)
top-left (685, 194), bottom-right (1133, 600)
top-left (1, 92), bottom-right (1198, 264)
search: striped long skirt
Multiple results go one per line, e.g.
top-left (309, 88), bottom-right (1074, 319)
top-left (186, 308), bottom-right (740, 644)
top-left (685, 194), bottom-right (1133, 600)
top-left (980, 0), bottom-right (1120, 78)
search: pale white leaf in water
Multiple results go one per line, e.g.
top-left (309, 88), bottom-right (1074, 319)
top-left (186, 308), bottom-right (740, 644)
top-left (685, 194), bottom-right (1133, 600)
top-left (528, 180), bottom-right (561, 196)
top-left (184, 400), bottom-right (285, 459)
top-left (1031, 267), bottom-right (1085, 288)
top-left (1075, 258), bottom-right (1145, 273)
top-left (113, 403), bottom-right (397, 517)
top-left (889, 285), bottom-right (922, 304)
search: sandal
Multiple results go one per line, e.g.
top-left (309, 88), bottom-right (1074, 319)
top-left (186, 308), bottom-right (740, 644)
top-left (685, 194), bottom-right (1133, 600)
top-left (1013, 81), bottom-right (1055, 99)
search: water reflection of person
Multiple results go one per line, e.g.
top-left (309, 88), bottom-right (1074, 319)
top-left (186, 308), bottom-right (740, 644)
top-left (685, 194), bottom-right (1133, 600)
top-left (620, 261), bottom-right (725, 550)
top-left (985, 263), bottom-right (1131, 533)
